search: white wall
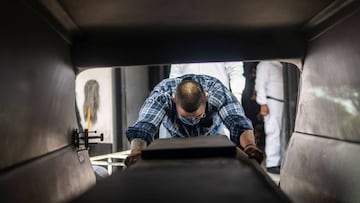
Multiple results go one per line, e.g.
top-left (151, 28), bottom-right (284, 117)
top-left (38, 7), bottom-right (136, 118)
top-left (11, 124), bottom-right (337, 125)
top-left (75, 68), bottom-right (114, 143)
top-left (75, 66), bottom-right (150, 149)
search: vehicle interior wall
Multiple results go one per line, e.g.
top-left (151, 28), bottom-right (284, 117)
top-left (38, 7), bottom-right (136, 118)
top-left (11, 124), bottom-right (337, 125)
top-left (281, 7), bottom-right (360, 203)
top-left (3, 0), bottom-right (360, 202)
top-left (72, 30), bottom-right (306, 68)
top-left (282, 63), bottom-right (300, 145)
top-left (0, 1), bottom-right (95, 202)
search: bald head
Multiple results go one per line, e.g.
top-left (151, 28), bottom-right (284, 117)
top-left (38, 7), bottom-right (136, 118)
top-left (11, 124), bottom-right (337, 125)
top-left (174, 79), bottom-right (206, 113)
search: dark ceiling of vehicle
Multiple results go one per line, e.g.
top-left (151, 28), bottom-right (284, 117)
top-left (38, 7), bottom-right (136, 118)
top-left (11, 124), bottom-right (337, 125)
top-left (35, 0), bottom-right (355, 66)
top-left (47, 0), bottom-right (337, 32)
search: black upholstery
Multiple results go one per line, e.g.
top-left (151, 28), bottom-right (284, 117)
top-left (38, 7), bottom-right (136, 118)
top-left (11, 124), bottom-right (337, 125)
top-left (71, 136), bottom-right (291, 203)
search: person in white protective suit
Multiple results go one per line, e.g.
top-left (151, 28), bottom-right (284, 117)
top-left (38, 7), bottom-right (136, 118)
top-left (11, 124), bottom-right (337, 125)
top-left (255, 61), bottom-right (285, 174)
top-left (169, 62), bottom-right (245, 101)
top-left (159, 62), bottom-right (245, 139)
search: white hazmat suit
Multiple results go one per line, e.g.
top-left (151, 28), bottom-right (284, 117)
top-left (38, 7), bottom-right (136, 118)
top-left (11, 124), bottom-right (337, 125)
top-left (255, 61), bottom-right (285, 168)
top-left (169, 62), bottom-right (245, 102)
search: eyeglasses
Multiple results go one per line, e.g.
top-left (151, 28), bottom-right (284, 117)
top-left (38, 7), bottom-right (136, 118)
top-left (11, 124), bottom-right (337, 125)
top-left (178, 113), bottom-right (206, 126)
top-left (178, 112), bottom-right (206, 120)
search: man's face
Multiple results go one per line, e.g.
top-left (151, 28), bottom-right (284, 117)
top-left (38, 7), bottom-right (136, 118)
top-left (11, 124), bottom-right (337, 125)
top-left (173, 92), bottom-right (208, 120)
top-left (176, 101), bottom-right (206, 120)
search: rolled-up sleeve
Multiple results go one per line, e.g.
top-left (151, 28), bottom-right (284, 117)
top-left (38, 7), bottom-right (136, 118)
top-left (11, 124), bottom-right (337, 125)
top-left (219, 102), bottom-right (253, 146)
top-left (126, 93), bottom-right (170, 144)
top-left (209, 80), bottom-right (253, 146)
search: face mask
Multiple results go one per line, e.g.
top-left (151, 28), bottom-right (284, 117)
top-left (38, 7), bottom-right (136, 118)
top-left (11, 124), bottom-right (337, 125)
top-left (178, 116), bottom-right (201, 126)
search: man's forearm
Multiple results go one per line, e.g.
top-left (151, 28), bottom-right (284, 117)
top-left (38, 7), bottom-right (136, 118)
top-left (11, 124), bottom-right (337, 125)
top-left (239, 129), bottom-right (264, 164)
top-left (130, 138), bottom-right (147, 150)
top-left (239, 130), bottom-right (256, 149)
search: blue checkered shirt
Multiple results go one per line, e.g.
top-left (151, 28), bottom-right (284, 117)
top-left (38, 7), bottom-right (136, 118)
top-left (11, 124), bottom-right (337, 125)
top-left (126, 74), bottom-right (253, 146)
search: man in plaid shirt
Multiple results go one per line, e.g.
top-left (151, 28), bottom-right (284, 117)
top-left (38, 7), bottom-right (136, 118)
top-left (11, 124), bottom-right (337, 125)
top-left (125, 74), bottom-right (263, 166)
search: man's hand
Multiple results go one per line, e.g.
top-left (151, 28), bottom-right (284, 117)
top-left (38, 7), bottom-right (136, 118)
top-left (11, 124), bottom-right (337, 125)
top-left (124, 138), bottom-right (147, 168)
top-left (260, 104), bottom-right (269, 116)
top-left (243, 144), bottom-right (264, 164)
top-left (239, 130), bottom-right (263, 164)
top-left (124, 147), bottom-right (142, 168)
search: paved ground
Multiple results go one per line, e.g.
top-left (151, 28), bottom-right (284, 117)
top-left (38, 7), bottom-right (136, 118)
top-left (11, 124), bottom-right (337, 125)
top-left (266, 170), bottom-right (280, 185)
top-left (260, 160), bottom-right (280, 185)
